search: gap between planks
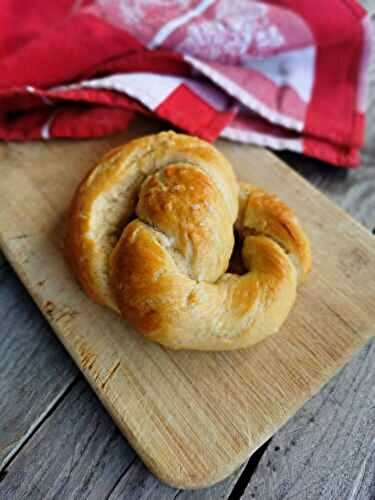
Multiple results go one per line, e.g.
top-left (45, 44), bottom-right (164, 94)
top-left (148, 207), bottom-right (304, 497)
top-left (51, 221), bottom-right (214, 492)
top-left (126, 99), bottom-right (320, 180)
top-left (0, 377), bottom-right (79, 476)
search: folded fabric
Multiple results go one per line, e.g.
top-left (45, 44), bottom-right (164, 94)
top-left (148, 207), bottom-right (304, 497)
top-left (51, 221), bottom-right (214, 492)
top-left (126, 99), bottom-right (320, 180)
top-left (0, 0), bottom-right (372, 167)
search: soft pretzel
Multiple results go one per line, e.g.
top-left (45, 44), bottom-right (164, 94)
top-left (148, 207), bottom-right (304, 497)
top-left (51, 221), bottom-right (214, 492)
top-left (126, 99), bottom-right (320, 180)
top-left (64, 131), bottom-right (311, 351)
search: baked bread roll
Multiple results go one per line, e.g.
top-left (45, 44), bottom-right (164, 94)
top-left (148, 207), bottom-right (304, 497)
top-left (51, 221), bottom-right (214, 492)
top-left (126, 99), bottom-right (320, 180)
top-left (64, 131), bottom-right (311, 351)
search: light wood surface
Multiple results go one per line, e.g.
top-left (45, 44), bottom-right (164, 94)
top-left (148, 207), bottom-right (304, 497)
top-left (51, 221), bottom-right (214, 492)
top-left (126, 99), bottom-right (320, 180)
top-left (0, 119), bottom-right (374, 489)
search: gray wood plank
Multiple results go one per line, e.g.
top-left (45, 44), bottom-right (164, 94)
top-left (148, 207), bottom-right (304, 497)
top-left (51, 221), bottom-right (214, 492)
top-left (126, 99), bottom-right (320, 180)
top-left (107, 456), bottom-right (246, 500)
top-left (241, 339), bottom-right (375, 500)
top-left (108, 459), bottom-right (177, 499)
top-left (278, 150), bottom-right (375, 231)
top-left (0, 379), bottom-right (136, 500)
top-left (361, 0), bottom-right (375, 15)
top-left (176, 467), bottom-right (246, 500)
top-left (0, 257), bottom-right (77, 470)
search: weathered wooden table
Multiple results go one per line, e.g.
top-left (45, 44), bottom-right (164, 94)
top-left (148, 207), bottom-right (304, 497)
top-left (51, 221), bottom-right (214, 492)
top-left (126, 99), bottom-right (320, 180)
top-left (1, 8), bottom-right (375, 500)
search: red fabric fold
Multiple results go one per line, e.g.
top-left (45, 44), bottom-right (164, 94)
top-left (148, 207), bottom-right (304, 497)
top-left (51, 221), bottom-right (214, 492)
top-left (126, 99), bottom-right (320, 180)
top-left (0, 0), bottom-right (372, 168)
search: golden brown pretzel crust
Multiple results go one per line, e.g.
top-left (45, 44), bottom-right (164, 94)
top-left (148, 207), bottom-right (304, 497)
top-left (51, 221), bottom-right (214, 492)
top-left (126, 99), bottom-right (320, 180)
top-left (64, 131), bottom-right (311, 351)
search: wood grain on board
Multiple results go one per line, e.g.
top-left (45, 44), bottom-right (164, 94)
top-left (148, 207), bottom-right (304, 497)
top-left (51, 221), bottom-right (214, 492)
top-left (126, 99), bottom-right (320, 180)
top-left (0, 120), bottom-right (374, 489)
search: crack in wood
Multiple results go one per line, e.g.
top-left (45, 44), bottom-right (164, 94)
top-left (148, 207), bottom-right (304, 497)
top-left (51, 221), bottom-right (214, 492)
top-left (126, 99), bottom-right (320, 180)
top-left (78, 342), bottom-right (97, 371)
top-left (105, 456), bottom-right (138, 500)
top-left (0, 376), bottom-right (79, 475)
top-left (101, 361), bottom-right (121, 390)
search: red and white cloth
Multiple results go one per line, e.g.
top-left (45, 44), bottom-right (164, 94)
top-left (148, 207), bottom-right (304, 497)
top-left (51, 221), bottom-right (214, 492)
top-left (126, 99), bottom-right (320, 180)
top-left (0, 0), bottom-right (372, 167)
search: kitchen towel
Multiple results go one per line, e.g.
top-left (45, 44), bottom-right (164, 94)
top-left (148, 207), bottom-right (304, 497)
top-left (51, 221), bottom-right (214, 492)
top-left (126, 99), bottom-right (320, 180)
top-left (0, 0), bottom-right (372, 167)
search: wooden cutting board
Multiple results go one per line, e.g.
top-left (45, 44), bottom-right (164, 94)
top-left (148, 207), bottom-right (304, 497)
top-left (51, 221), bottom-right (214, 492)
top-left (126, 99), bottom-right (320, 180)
top-left (0, 120), bottom-right (374, 489)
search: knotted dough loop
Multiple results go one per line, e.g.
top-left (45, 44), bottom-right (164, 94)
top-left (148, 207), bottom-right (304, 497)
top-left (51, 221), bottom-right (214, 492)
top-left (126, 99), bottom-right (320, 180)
top-left (65, 132), bottom-right (311, 351)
